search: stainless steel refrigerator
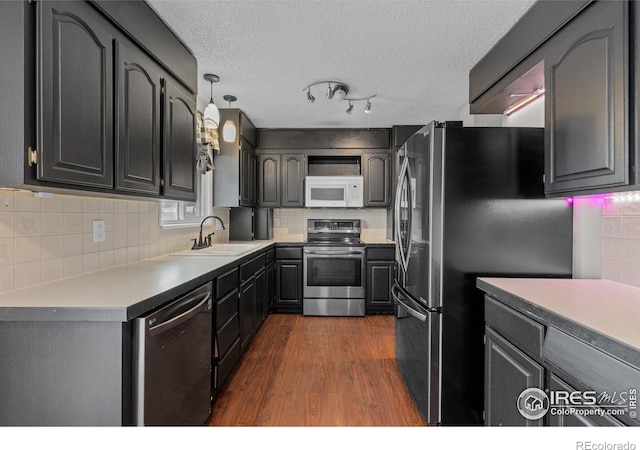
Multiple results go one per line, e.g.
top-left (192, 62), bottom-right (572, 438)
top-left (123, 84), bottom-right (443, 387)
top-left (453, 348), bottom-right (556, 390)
top-left (392, 121), bottom-right (573, 425)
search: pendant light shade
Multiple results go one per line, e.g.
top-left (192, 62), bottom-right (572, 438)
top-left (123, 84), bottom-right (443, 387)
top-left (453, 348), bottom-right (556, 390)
top-left (203, 101), bottom-right (220, 129)
top-left (203, 74), bottom-right (220, 129)
top-left (222, 95), bottom-right (238, 143)
top-left (223, 120), bottom-right (237, 142)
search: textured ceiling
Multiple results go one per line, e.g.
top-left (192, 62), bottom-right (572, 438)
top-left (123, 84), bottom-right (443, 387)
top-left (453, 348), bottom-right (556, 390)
top-left (147, 0), bottom-right (536, 129)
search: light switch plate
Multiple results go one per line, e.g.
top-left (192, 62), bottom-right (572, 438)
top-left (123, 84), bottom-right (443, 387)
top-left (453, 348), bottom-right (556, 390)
top-left (93, 219), bottom-right (105, 242)
top-left (274, 218), bottom-right (281, 227)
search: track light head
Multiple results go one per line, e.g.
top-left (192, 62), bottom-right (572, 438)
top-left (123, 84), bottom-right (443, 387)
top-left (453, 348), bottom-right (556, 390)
top-left (307, 88), bottom-right (315, 103)
top-left (364, 100), bottom-right (372, 114)
top-left (346, 102), bottom-right (354, 115)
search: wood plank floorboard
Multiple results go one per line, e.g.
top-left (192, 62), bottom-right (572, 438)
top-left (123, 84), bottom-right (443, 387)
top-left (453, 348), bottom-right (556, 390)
top-left (208, 314), bottom-right (426, 427)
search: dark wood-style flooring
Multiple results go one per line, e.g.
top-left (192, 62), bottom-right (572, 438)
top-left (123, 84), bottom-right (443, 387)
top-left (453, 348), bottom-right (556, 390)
top-left (207, 314), bottom-right (426, 426)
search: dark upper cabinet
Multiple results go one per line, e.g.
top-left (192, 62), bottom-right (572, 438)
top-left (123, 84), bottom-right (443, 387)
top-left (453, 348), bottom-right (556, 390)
top-left (545, 0), bottom-right (629, 195)
top-left (256, 152), bottom-right (305, 208)
top-left (362, 152), bottom-right (391, 207)
top-left (281, 154), bottom-right (306, 207)
top-left (38, 1), bottom-right (114, 189)
top-left (0, 1), bottom-right (197, 199)
top-left (239, 139), bottom-right (257, 207)
top-left (115, 39), bottom-right (161, 195)
top-left (258, 154), bottom-right (280, 207)
top-left (162, 78), bottom-right (197, 201)
top-left (214, 109), bottom-right (257, 207)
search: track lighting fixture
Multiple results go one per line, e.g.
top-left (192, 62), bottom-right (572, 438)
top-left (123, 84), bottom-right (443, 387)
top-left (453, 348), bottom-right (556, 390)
top-left (222, 95), bottom-right (237, 143)
top-left (203, 74), bottom-right (220, 129)
top-left (302, 80), bottom-right (376, 115)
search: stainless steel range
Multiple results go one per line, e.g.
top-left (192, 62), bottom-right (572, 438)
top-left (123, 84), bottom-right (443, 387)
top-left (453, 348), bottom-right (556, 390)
top-left (303, 219), bottom-right (365, 317)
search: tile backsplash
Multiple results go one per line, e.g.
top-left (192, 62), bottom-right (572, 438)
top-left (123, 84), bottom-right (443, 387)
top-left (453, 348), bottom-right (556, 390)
top-left (273, 208), bottom-right (387, 242)
top-left (602, 195), bottom-right (640, 287)
top-left (0, 190), bottom-right (229, 293)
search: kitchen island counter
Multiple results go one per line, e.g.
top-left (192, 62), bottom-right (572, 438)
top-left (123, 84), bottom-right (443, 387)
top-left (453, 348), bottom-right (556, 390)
top-left (477, 277), bottom-right (640, 368)
top-left (0, 240), bottom-right (275, 322)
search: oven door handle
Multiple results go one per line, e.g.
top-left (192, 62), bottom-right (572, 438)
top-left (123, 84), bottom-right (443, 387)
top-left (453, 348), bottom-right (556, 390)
top-left (304, 251), bottom-right (363, 257)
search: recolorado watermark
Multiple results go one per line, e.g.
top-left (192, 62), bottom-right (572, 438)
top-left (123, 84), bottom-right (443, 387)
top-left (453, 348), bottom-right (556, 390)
top-left (575, 442), bottom-right (636, 450)
top-left (516, 387), bottom-right (637, 421)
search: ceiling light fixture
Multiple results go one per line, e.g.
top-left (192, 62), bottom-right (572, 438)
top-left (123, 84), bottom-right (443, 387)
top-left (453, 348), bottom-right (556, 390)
top-left (303, 80), bottom-right (375, 115)
top-left (203, 74), bottom-right (220, 129)
top-left (222, 95), bottom-right (237, 143)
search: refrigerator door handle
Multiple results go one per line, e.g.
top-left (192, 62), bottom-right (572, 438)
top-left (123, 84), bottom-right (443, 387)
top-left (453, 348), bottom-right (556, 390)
top-left (405, 159), bottom-right (414, 265)
top-left (394, 157), bottom-right (409, 273)
top-left (392, 281), bottom-right (428, 322)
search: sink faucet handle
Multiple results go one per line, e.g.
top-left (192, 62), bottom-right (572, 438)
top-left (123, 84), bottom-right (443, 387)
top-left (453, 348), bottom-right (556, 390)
top-left (191, 238), bottom-right (198, 249)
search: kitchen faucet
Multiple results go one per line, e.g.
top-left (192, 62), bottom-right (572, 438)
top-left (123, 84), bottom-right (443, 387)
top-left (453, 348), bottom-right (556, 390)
top-left (192, 215), bottom-right (226, 250)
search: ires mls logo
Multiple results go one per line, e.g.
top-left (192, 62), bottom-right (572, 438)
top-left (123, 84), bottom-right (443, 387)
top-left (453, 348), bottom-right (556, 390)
top-left (517, 388), bottom-right (550, 420)
top-left (517, 387), bottom-right (638, 421)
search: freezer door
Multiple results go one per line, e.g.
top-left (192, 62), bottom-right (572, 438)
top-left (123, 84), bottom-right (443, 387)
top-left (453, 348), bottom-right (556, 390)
top-left (392, 281), bottom-right (441, 424)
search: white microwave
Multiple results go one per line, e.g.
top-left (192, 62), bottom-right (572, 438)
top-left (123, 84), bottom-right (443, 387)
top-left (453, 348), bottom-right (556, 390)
top-left (305, 176), bottom-right (364, 208)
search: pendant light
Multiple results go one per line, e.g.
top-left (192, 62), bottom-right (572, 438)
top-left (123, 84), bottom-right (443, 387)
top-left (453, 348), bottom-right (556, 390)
top-left (222, 95), bottom-right (237, 143)
top-left (203, 74), bottom-right (220, 129)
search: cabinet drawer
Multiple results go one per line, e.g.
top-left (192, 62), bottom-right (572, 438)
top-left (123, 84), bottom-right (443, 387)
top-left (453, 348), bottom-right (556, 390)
top-left (240, 253), bottom-right (266, 281)
top-left (485, 295), bottom-right (544, 361)
top-left (543, 326), bottom-right (640, 426)
top-left (275, 247), bottom-right (302, 260)
top-left (266, 248), bottom-right (275, 264)
top-left (216, 313), bottom-right (240, 358)
top-left (216, 288), bottom-right (238, 329)
top-left (366, 247), bottom-right (394, 261)
top-left (215, 337), bottom-right (241, 390)
top-left (216, 267), bottom-right (238, 299)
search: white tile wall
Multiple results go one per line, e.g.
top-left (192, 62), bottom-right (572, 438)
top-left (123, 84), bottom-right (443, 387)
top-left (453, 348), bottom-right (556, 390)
top-left (273, 208), bottom-right (387, 242)
top-left (0, 190), bottom-right (229, 294)
top-left (602, 194), bottom-right (640, 288)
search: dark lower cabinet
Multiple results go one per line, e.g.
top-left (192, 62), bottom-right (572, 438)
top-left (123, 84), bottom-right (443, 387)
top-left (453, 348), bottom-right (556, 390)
top-left (365, 246), bottom-right (395, 314)
top-left (213, 267), bottom-right (240, 396)
top-left (484, 326), bottom-right (545, 426)
top-left (265, 262), bottom-right (275, 316)
top-left (115, 38), bottom-right (161, 195)
top-left (274, 246), bottom-right (303, 313)
top-left (239, 276), bottom-right (256, 351)
top-left (547, 373), bottom-right (624, 427)
top-left (254, 268), bottom-right (266, 328)
top-left (38, 0), bottom-right (114, 189)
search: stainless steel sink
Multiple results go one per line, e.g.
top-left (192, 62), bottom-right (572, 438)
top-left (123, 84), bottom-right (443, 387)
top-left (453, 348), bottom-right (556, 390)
top-left (171, 243), bottom-right (260, 257)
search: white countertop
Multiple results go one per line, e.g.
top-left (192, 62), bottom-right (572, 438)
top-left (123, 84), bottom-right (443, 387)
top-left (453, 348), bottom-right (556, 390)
top-left (477, 277), bottom-right (640, 365)
top-left (0, 240), bottom-right (275, 322)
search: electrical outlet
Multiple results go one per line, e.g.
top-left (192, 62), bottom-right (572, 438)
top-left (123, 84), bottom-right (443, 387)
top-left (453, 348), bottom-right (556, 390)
top-left (93, 219), bottom-right (105, 242)
top-left (274, 218), bottom-right (281, 227)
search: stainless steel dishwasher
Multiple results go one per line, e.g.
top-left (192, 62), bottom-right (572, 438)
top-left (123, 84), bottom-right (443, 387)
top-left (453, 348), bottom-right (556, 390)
top-left (133, 282), bottom-right (213, 426)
